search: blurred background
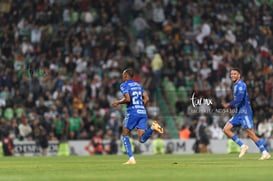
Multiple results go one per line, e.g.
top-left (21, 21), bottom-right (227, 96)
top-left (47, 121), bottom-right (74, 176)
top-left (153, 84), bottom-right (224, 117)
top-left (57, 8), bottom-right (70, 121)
top-left (0, 0), bottom-right (273, 155)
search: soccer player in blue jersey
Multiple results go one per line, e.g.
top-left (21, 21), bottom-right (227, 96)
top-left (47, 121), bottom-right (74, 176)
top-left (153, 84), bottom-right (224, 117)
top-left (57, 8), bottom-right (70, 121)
top-left (112, 68), bottom-right (164, 165)
top-left (222, 68), bottom-right (271, 160)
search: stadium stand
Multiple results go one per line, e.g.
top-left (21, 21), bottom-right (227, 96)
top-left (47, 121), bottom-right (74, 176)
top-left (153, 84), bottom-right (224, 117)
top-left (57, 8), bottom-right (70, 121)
top-left (0, 0), bottom-right (273, 146)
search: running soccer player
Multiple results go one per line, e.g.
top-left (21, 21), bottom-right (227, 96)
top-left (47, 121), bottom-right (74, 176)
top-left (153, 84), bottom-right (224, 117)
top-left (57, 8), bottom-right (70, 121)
top-left (222, 68), bottom-right (271, 160)
top-left (112, 68), bottom-right (164, 165)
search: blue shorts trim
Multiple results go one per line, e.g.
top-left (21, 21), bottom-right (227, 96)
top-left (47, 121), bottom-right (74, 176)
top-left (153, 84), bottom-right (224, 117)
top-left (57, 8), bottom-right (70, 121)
top-left (229, 114), bottom-right (253, 129)
top-left (123, 113), bottom-right (147, 130)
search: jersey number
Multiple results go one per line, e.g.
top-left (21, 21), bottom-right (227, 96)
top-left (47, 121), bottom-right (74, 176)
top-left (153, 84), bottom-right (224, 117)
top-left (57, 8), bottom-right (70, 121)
top-left (132, 91), bottom-right (142, 105)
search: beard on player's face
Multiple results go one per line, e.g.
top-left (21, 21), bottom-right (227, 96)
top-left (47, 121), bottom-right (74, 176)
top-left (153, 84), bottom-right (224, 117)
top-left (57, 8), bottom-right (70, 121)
top-left (232, 78), bottom-right (238, 83)
top-left (231, 75), bottom-right (240, 83)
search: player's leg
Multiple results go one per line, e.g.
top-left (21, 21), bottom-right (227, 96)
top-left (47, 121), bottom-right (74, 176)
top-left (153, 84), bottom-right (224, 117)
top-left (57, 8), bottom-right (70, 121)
top-left (223, 117), bottom-right (247, 158)
top-left (243, 115), bottom-right (271, 160)
top-left (137, 117), bottom-right (153, 143)
top-left (122, 115), bottom-right (136, 164)
top-left (138, 129), bottom-right (149, 143)
top-left (246, 128), bottom-right (271, 160)
top-left (122, 127), bottom-right (136, 164)
top-left (223, 122), bottom-right (244, 147)
top-left (137, 117), bottom-right (163, 143)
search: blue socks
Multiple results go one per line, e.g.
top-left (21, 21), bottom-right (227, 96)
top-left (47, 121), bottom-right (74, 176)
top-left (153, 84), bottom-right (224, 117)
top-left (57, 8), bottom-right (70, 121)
top-left (122, 128), bottom-right (154, 158)
top-left (232, 135), bottom-right (267, 152)
top-left (122, 136), bottom-right (133, 157)
top-left (255, 139), bottom-right (266, 152)
top-left (140, 128), bottom-right (153, 143)
top-left (231, 135), bottom-right (243, 147)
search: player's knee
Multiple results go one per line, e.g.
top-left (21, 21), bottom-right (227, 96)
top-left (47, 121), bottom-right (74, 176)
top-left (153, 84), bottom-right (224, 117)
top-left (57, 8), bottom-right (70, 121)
top-left (223, 127), bottom-right (229, 134)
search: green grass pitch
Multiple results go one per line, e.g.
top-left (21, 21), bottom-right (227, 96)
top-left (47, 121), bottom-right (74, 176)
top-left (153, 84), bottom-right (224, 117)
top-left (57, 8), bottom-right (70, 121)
top-left (0, 153), bottom-right (273, 181)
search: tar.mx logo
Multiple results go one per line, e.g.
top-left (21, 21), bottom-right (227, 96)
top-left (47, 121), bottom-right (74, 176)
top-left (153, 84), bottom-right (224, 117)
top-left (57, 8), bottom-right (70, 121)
top-left (190, 92), bottom-right (213, 107)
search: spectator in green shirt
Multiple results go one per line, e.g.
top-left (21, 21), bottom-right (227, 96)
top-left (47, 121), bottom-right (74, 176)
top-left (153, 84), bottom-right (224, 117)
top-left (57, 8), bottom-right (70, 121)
top-left (52, 115), bottom-right (65, 140)
top-left (68, 110), bottom-right (83, 139)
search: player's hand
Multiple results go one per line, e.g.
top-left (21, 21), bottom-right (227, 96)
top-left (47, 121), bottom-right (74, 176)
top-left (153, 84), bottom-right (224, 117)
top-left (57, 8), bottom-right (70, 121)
top-left (222, 102), bottom-right (230, 108)
top-left (112, 101), bottom-right (119, 107)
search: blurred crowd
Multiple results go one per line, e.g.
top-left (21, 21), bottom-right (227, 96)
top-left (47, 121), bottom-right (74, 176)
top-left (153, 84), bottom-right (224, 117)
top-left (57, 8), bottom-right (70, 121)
top-left (0, 0), bottom-right (273, 150)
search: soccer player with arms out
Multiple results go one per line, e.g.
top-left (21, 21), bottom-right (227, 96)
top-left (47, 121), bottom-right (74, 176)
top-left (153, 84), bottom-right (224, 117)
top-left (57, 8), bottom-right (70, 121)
top-left (222, 68), bottom-right (271, 160)
top-left (112, 68), bottom-right (164, 165)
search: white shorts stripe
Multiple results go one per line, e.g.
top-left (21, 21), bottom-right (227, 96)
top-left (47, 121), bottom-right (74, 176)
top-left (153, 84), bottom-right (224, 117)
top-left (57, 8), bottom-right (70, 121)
top-left (244, 116), bottom-right (252, 128)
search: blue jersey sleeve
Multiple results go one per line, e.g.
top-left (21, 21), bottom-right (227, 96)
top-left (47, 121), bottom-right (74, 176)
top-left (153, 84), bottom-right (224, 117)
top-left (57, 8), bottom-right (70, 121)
top-left (229, 82), bottom-right (245, 107)
top-left (120, 83), bottom-right (129, 95)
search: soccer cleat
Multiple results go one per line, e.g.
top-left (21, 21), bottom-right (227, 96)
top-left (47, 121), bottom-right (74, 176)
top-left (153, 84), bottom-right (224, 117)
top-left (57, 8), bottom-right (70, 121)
top-left (152, 121), bottom-right (164, 134)
top-left (123, 159), bottom-right (136, 165)
top-left (238, 145), bottom-right (249, 158)
top-left (259, 152), bottom-right (271, 160)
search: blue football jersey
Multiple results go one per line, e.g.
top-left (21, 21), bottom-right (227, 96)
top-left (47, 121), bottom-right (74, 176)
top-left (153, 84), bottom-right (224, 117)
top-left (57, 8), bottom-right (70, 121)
top-left (120, 80), bottom-right (147, 115)
top-left (230, 80), bottom-right (252, 116)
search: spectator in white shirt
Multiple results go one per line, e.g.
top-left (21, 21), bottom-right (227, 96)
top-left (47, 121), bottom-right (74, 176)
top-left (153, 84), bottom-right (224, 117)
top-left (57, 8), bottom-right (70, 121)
top-left (209, 122), bottom-right (224, 139)
top-left (196, 20), bottom-right (211, 44)
top-left (18, 117), bottom-right (32, 140)
top-left (31, 24), bottom-right (42, 44)
top-left (152, 1), bottom-right (165, 29)
top-left (258, 118), bottom-right (272, 139)
top-left (133, 14), bottom-right (150, 40)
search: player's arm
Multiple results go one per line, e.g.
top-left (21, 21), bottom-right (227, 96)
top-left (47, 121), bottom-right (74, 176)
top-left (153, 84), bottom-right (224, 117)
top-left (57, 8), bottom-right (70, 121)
top-left (143, 91), bottom-right (149, 106)
top-left (222, 87), bottom-right (245, 108)
top-left (112, 93), bottom-right (130, 107)
top-left (229, 85), bottom-right (245, 107)
top-left (229, 93), bottom-right (244, 107)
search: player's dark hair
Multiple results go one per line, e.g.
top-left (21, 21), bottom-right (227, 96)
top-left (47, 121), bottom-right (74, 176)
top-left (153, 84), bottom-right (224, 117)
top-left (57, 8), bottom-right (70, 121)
top-left (124, 68), bottom-right (134, 78)
top-left (230, 67), bottom-right (241, 74)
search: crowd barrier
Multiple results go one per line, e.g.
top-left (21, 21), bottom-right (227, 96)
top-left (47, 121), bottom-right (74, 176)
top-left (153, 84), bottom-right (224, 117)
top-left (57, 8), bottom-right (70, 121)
top-left (12, 139), bottom-right (268, 156)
